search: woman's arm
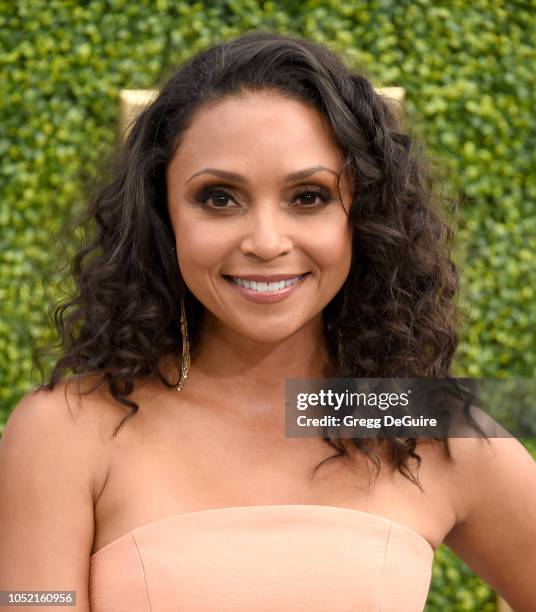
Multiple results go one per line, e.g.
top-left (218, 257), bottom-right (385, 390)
top-left (0, 385), bottom-right (105, 611)
top-left (443, 435), bottom-right (536, 611)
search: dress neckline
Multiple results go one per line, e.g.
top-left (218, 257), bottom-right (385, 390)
top-left (91, 503), bottom-right (436, 558)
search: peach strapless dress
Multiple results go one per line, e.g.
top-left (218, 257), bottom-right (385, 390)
top-left (89, 504), bottom-right (434, 611)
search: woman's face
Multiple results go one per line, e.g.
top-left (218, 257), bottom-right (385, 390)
top-left (166, 91), bottom-right (354, 344)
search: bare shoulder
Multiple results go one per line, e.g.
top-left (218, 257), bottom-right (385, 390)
top-left (3, 376), bottom-right (119, 491)
top-left (442, 435), bottom-right (536, 611)
top-left (0, 376), bottom-right (121, 602)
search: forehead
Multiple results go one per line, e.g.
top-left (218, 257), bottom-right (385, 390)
top-left (168, 92), bottom-right (345, 175)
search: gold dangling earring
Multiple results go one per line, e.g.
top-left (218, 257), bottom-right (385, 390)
top-left (177, 297), bottom-right (191, 391)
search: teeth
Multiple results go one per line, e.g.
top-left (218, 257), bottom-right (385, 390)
top-left (231, 275), bottom-right (304, 292)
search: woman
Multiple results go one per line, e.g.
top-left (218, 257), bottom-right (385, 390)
top-left (1, 31), bottom-right (535, 611)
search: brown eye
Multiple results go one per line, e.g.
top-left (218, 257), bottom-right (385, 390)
top-left (194, 186), bottom-right (238, 209)
top-left (292, 186), bottom-right (334, 208)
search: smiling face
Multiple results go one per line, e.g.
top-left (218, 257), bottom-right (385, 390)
top-left (165, 91), bottom-right (354, 345)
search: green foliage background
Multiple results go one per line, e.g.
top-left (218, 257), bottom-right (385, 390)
top-left (1, 1), bottom-right (534, 609)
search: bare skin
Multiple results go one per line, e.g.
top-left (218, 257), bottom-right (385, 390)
top-left (88, 370), bottom-right (456, 557)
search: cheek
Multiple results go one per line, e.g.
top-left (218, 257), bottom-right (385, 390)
top-left (174, 218), bottom-right (230, 273)
top-left (307, 218), bottom-right (352, 273)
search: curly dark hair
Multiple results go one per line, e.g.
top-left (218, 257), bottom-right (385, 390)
top-left (34, 30), bottom-right (485, 490)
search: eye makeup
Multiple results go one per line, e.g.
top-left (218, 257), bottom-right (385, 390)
top-left (191, 182), bottom-right (336, 211)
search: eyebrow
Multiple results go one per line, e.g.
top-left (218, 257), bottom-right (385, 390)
top-left (185, 165), bottom-right (339, 185)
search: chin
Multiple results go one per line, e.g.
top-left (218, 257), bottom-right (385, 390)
top-left (224, 319), bottom-right (296, 343)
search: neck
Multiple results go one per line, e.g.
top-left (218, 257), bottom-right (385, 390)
top-left (153, 313), bottom-right (338, 437)
top-left (159, 314), bottom-right (336, 425)
top-left (195, 313), bottom-right (334, 387)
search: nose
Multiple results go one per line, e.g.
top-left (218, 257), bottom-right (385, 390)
top-left (239, 205), bottom-right (293, 260)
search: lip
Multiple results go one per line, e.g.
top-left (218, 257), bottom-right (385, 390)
top-left (222, 273), bottom-right (311, 304)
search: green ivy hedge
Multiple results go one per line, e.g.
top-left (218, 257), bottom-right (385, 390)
top-left (1, 1), bottom-right (534, 610)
